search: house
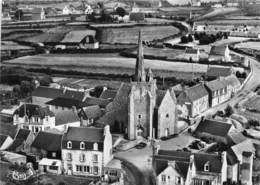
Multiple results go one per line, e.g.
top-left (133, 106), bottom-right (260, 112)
top-left (191, 0), bottom-right (201, 6)
top-left (60, 30), bottom-right (99, 49)
top-left (177, 84), bottom-right (209, 118)
top-left (154, 150), bottom-right (228, 185)
top-left (32, 86), bottom-right (87, 107)
top-left (230, 139), bottom-right (255, 163)
top-left (170, 84), bottom-right (183, 98)
top-left (46, 97), bottom-right (88, 114)
top-left (0, 134), bottom-right (13, 151)
top-left (61, 125), bottom-right (113, 177)
top-left (206, 67), bottom-right (233, 80)
top-left (97, 31), bottom-right (178, 140)
top-left (31, 7), bottom-right (45, 20)
top-left (13, 103), bottom-right (55, 134)
top-left (225, 75), bottom-right (241, 96)
top-left (62, 4), bottom-right (80, 15)
top-left (39, 158), bottom-right (62, 174)
top-left (240, 152), bottom-right (254, 185)
top-left (208, 45), bottom-right (231, 62)
top-left (194, 119), bottom-right (233, 145)
top-left (129, 12), bottom-right (145, 22)
top-left (84, 97), bottom-right (112, 109)
top-left (9, 129), bottom-right (35, 153)
top-left (78, 105), bottom-right (103, 126)
top-left (54, 110), bottom-right (81, 132)
top-left (184, 48), bottom-right (200, 62)
top-left (31, 131), bottom-right (62, 161)
top-left (205, 78), bottom-right (231, 107)
top-left (103, 159), bottom-right (124, 184)
top-left (0, 151), bottom-right (27, 165)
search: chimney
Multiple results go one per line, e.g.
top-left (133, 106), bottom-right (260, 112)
top-left (221, 151), bottom-right (227, 163)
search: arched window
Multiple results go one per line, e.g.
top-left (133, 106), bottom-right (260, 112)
top-left (80, 142), bottom-right (85, 150)
top-left (204, 161), bottom-right (209, 171)
top-left (93, 143), bottom-right (98, 150)
top-left (67, 141), bottom-right (72, 149)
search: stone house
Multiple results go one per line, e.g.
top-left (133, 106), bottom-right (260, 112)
top-left (205, 78), bottom-right (231, 107)
top-left (206, 67), bottom-right (233, 80)
top-left (208, 45), bottom-right (231, 62)
top-left (78, 105), bottom-right (103, 126)
top-left (31, 7), bottom-right (45, 20)
top-left (13, 103), bottom-right (55, 134)
top-left (30, 131), bottom-right (62, 161)
top-left (194, 119), bottom-right (233, 145)
top-left (154, 150), bottom-right (228, 185)
top-left (9, 129), bottom-right (35, 153)
top-left (62, 125), bottom-right (113, 177)
top-left (97, 31), bottom-right (178, 140)
top-left (103, 159), bottom-right (124, 185)
top-left (184, 48), bottom-right (200, 62)
top-left (177, 84), bottom-right (209, 118)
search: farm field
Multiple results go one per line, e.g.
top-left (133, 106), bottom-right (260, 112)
top-left (3, 54), bottom-right (210, 79)
top-left (97, 25), bottom-right (180, 44)
top-left (235, 42), bottom-right (260, 51)
top-left (197, 19), bottom-right (260, 26)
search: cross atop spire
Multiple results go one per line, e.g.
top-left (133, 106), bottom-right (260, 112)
top-left (134, 30), bottom-right (145, 82)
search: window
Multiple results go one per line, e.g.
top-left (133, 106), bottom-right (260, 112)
top-left (138, 114), bottom-right (142, 119)
top-left (176, 176), bottom-right (181, 184)
top-left (161, 175), bottom-right (166, 182)
top-left (55, 106), bottom-right (58, 109)
top-left (93, 166), bottom-right (99, 175)
top-left (35, 127), bottom-right (39, 133)
top-left (52, 152), bottom-right (56, 158)
top-left (80, 142), bottom-right (85, 150)
top-left (76, 165), bottom-right (82, 172)
top-left (93, 143), bottom-right (98, 151)
top-left (49, 165), bottom-right (58, 170)
top-left (35, 117), bottom-right (39, 122)
top-left (25, 116), bottom-right (29, 122)
top-left (45, 116), bottom-right (48, 122)
top-left (93, 154), bottom-right (98, 162)
top-left (67, 141), bottom-right (72, 149)
top-left (67, 153), bottom-right (72, 161)
top-left (166, 113), bottom-right (169, 118)
top-left (80, 153), bottom-right (85, 162)
top-left (204, 162), bottom-right (209, 171)
top-left (62, 107), bottom-right (64, 110)
top-left (15, 115), bottom-right (19, 121)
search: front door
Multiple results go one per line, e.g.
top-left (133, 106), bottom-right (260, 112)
top-left (165, 128), bottom-right (169, 137)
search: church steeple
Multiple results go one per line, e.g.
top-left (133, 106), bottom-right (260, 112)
top-left (134, 30), bottom-right (145, 82)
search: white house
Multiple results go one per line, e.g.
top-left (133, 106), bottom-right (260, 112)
top-left (62, 125), bottom-right (113, 177)
top-left (209, 45), bottom-right (231, 62)
top-left (13, 104), bottom-right (55, 134)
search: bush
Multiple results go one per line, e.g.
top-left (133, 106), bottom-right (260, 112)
top-left (181, 36), bottom-right (189, 43)
top-left (248, 119), bottom-right (260, 128)
top-left (38, 76), bottom-right (52, 86)
top-left (225, 105), bottom-right (234, 117)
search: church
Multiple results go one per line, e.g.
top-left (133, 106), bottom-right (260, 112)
top-left (97, 31), bottom-right (178, 140)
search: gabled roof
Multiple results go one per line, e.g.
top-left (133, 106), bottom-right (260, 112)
top-left (207, 67), bottom-right (232, 78)
top-left (32, 86), bottom-right (85, 101)
top-left (79, 105), bottom-right (103, 120)
top-left (15, 129), bottom-right (30, 140)
top-left (31, 131), bottom-right (62, 151)
top-left (156, 90), bottom-right (167, 107)
top-left (227, 148), bottom-right (239, 165)
top-left (55, 110), bottom-right (80, 126)
top-left (13, 104), bottom-right (55, 119)
top-left (63, 127), bottom-right (104, 143)
top-left (209, 45), bottom-right (228, 56)
top-left (99, 89), bottom-right (118, 100)
top-left (46, 97), bottom-right (88, 109)
top-left (231, 139), bottom-right (255, 162)
top-left (0, 134), bottom-right (9, 147)
top-left (178, 84), bottom-right (208, 104)
top-left (61, 30), bottom-right (96, 43)
top-left (228, 131), bottom-right (247, 145)
top-left (84, 97), bottom-right (112, 108)
top-left (175, 161), bottom-right (190, 178)
top-left (205, 78), bottom-right (228, 92)
top-left (195, 119), bottom-right (232, 137)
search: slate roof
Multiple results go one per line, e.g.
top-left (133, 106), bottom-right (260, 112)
top-left (61, 30), bottom-right (96, 43)
top-left (195, 119), bottom-right (232, 137)
top-left (0, 134), bottom-right (9, 147)
top-left (46, 97), bottom-right (88, 109)
top-left (205, 78), bottom-right (228, 92)
top-left (55, 110), bottom-right (80, 126)
top-left (207, 67), bottom-right (232, 78)
top-left (31, 131), bottom-right (62, 151)
top-left (156, 90), bottom-right (167, 107)
top-left (209, 45), bottom-right (227, 56)
top-left (228, 131), bottom-right (247, 145)
top-left (155, 150), bottom-right (223, 174)
top-left (9, 129), bottom-right (31, 150)
top-left (99, 89), bottom-right (118, 100)
top-left (231, 139), bottom-right (255, 162)
top-left (79, 105), bottom-right (103, 120)
top-left (63, 127), bottom-right (104, 143)
top-left (178, 84), bottom-right (208, 104)
top-left (13, 104), bottom-right (54, 119)
top-left (84, 97), bottom-right (112, 108)
top-left (227, 148), bottom-right (239, 165)
top-left (175, 161), bottom-right (190, 178)
top-left (32, 86), bottom-right (85, 101)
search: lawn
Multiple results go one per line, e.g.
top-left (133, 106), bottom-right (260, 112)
top-left (235, 42), bottom-right (260, 51)
top-left (3, 54), bottom-right (208, 79)
top-left (242, 95), bottom-right (260, 111)
top-left (97, 25), bottom-right (179, 44)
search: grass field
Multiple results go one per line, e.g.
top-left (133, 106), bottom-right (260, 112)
top-left (97, 25), bottom-right (179, 44)
top-left (235, 42), bottom-right (260, 51)
top-left (3, 54), bottom-right (209, 79)
top-left (243, 95), bottom-right (260, 111)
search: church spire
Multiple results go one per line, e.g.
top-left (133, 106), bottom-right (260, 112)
top-left (134, 30), bottom-right (145, 82)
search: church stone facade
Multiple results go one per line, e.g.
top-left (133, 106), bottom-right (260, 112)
top-left (97, 31), bottom-right (178, 140)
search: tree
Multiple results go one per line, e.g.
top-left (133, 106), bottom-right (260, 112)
top-left (224, 105), bottom-right (234, 117)
top-left (14, 9), bottom-right (23, 20)
top-left (181, 36), bottom-right (188, 43)
top-left (116, 7), bottom-right (126, 17)
top-left (20, 81), bottom-right (34, 96)
top-left (188, 34), bottom-right (193, 42)
top-left (248, 119), bottom-right (260, 128)
top-left (39, 76), bottom-right (52, 86)
top-left (194, 32), bottom-right (199, 40)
